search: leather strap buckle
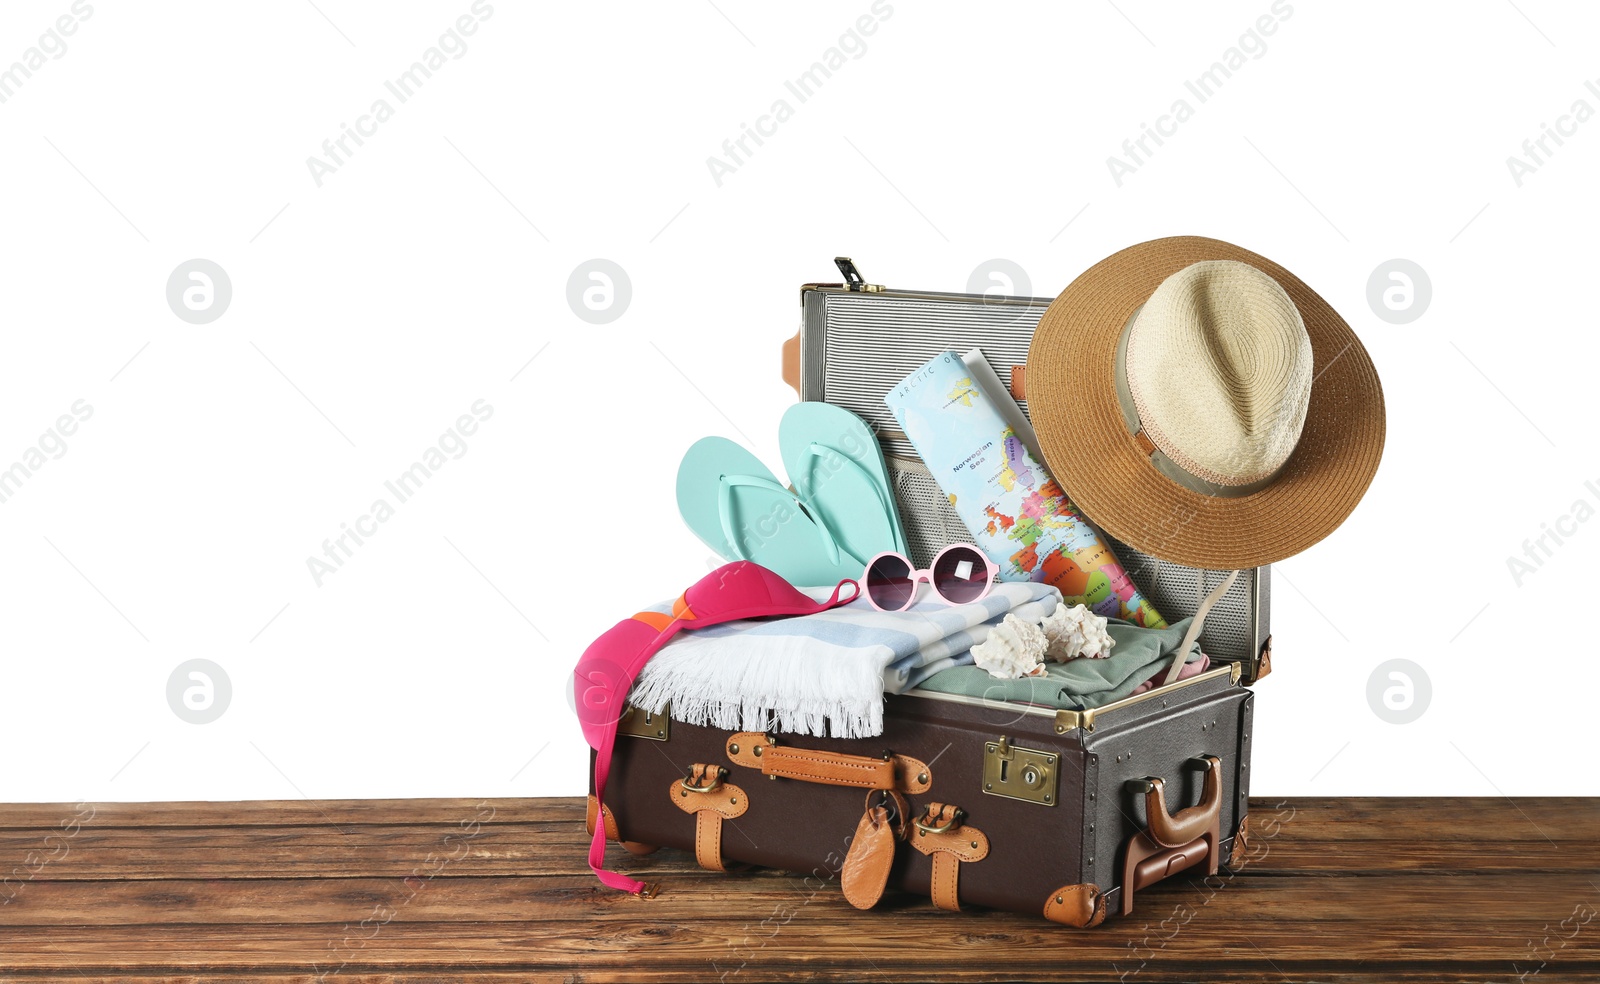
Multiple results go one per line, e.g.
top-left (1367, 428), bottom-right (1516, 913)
top-left (680, 765), bottom-right (727, 794)
top-left (914, 805), bottom-right (965, 836)
top-left (670, 765), bottom-right (748, 873)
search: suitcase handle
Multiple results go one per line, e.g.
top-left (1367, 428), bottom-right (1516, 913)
top-left (782, 331), bottom-right (802, 396)
top-left (725, 732), bottom-right (932, 794)
top-left (1119, 756), bottom-right (1224, 916)
top-left (1129, 755), bottom-right (1222, 849)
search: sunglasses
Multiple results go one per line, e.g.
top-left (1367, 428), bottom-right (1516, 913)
top-left (863, 544), bottom-right (998, 612)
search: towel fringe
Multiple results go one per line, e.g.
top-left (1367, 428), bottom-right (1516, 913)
top-left (627, 583), bottom-right (1061, 740)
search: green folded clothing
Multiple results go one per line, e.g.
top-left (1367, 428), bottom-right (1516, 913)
top-left (916, 617), bottom-right (1206, 710)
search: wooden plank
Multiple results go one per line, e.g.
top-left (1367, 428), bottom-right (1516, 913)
top-left (0, 796), bottom-right (1596, 983)
top-left (2, 822), bottom-right (1594, 881)
top-left (0, 835), bottom-right (1590, 883)
top-left (0, 796), bottom-right (1594, 838)
top-left (1254, 796), bottom-right (1600, 841)
top-left (2, 972), bottom-right (1595, 984)
top-left (0, 915), bottom-right (1595, 978)
top-left (0, 798), bottom-right (564, 830)
top-left (0, 821), bottom-right (592, 881)
top-left (1, 872), bottom-right (1598, 927)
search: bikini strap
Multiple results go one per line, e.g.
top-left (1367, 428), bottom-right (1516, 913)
top-left (822, 578), bottom-right (861, 608)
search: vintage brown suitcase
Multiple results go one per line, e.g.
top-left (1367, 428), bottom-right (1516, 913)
top-left (590, 259), bottom-right (1267, 924)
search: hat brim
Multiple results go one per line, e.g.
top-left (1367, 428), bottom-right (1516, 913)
top-left (1027, 236), bottom-right (1385, 570)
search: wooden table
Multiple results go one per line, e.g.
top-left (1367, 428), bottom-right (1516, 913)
top-left (1, 797), bottom-right (1596, 982)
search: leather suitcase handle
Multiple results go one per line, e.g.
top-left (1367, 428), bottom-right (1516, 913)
top-left (781, 331), bottom-right (802, 396)
top-left (1134, 755), bottom-right (1222, 849)
top-left (726, 733), bottom-right (931, 794)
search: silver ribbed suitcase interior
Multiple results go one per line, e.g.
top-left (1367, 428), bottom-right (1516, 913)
top-left (799, 284), bottom-right (1270, 668)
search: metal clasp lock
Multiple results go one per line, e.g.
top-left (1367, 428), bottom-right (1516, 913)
top-left (834, 257), bottom-right (884, 293)
top-left (680, 766), bottom-right (727, 794)
top-left (982, 736), bottom-right (1059, 807)
top-left (914, 805), bottom-right (965, 837)
top-left (618, 703), bottom-right (670, 741)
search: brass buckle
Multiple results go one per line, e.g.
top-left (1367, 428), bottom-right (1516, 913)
top-left (914, 806), bottom-right (964, 836)
top-left (680, 766), bottom-right (726, 794)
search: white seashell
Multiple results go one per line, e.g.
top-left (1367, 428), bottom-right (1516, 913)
top-left (1041, 602), bottom-right (1116, 661)
top-left (971, 613), bottom-right (1049, 679)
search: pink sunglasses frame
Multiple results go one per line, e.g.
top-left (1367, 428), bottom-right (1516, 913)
top-left (862, 544), bottom-right (1000, 612)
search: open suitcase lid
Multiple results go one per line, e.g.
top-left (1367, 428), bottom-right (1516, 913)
top-left (785, 258), bottom-right (1272, 683)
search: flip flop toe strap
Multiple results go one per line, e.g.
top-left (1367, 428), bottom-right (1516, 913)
top-left (717, 473), bottom-right (857, 567)
top-left (803, 441), bottom-right (899, 551)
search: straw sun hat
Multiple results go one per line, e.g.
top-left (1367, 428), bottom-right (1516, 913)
top-left (1027, 236), bottom-right (1385, 571)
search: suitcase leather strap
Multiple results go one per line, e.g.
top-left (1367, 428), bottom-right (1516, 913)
top-left (841, 789), bottom-right (909, 910)
top-left (669, 764), bottom-right (749, 872)
top-left (725, 733), bottom-right (932, 795)
top-left (910, 803), bottom-right (989, 912)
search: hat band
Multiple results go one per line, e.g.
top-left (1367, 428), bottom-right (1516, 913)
top-left (1113, 308), bottom-right (1285, 499)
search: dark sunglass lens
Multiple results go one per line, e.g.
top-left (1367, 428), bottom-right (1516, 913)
top-left (932, 547), bottom-right (990, 604)
top-left (867, 554), bottom-right (915, 610)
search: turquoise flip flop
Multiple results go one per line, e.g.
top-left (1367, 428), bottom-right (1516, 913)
top-left (676, 436), bottom-right (866, 586)
top-left (779, 402), bottom-right (908, 560)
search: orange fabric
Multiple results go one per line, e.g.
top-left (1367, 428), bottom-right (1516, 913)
top-left (671, 593), bottom-right (697, 620)
top-left (629, 611), bottom-right (676, 633)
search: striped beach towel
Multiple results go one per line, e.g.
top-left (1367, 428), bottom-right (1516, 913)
top-left (628, 582), bottom-right (1061, 739)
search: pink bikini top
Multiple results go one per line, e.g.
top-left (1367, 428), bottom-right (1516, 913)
top-left (574, 561), bottom-right (858, 894)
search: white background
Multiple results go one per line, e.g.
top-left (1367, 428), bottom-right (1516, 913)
top-left (2, 0), bottom-right (1596, 804)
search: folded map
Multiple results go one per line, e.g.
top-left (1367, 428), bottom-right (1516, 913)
top-left (885, 350), bottom-right (1166, 628)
